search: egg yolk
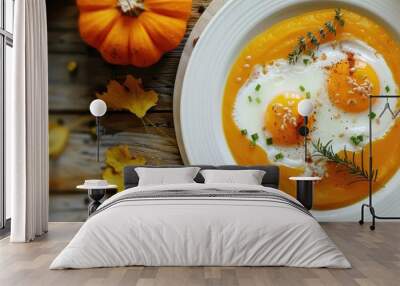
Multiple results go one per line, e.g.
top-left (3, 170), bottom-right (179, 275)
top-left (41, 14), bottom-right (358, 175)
top-left (264, 93), bottom-right (310, 146)
top-left (327, 57), bottom-right (380, 112)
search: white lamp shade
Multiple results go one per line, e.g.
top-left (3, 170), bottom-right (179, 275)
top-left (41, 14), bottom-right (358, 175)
top-left (297, 99), bottom-right (314, 117)
top-left (89, 99), bottom-right (107, 117)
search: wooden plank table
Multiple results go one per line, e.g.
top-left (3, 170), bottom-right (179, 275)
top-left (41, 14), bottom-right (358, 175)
top-left (47, 0), bottom-right (215, 191)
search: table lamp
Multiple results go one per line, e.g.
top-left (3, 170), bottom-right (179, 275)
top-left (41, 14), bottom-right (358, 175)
top-left (89, 99), bottom-right (107, 162)
top-left (297, 99), bottom-right (314, 163)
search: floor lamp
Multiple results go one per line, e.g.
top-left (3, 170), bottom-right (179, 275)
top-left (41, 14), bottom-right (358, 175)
top-left (89, 99), bottom-right (107, 162)
top-left (290, 99), bottom-right (317, 210)
top-left (297, 99), bottom-right (314, 162)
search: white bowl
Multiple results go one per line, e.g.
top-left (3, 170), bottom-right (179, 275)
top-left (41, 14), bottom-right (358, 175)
top-left (178, 0), bottom-right (400, 221)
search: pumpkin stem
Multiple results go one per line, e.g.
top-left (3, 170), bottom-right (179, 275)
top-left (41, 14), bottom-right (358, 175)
top-left (118, 0), bottom-right (145, 17)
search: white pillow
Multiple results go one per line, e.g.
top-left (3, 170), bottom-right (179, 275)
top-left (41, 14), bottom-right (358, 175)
top-left (200, 169), bottom-right (266, 185)
top-left (135, 167), bottom-right (201, 186)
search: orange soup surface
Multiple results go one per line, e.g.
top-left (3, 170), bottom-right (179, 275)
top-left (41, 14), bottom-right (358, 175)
top-left (223, 9), bottom-right (400, 210)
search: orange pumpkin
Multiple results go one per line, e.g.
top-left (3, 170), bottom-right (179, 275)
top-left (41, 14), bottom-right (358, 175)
top-left (76, 0), bottom-right (192, 67)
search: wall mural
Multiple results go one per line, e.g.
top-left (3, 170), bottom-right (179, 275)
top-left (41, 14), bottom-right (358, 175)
top-left (48, 0), bottom-right (400, 221)
top-left (48, 0), bottom-right (203, 193)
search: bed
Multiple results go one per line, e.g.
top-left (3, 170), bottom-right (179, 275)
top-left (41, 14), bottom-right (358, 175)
top-left (50, 165), bottom-right (350, 269)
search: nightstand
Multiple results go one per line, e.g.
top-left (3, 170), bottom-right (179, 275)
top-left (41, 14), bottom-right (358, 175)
top-left (77, 184), bottom-right (117, 215)
top-left (289, 177), bottom-right (321, 210)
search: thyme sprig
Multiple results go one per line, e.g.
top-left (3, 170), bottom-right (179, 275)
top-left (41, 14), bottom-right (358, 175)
top-left (288, 8), bottom-right (345, 64)
top-left (334, 8), bottom-right (345, 26)
top-left (312, 139), bottom-right (378, 183)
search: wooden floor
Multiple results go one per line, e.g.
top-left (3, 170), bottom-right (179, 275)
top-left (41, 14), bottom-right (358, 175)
top-left (0, 223), bottom-right (399, 286)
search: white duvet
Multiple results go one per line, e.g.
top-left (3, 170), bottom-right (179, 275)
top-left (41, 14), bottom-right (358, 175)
top-left (50, 183), bottom-right (351, 269)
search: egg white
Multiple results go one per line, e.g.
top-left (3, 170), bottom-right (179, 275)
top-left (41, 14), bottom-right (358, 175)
top-left (232, 39), bottom-right (398, 168)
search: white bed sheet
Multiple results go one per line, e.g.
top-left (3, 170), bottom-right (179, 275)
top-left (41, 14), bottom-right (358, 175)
top-left (50, 183), bottom-right (350, 269)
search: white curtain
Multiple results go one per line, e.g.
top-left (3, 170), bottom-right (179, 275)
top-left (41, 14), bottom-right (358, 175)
top-left (7, 0), bottom-right (49, 242)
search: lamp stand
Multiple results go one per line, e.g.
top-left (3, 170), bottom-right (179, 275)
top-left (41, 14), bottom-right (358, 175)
top-left (304, 116), bottom-right (308, 162)
top-left (299, 116), bottom-right (309, 163)
top-left (96, 117), bottom-right (100, 162)
top-left (359, 94), bottom-right (400, 231)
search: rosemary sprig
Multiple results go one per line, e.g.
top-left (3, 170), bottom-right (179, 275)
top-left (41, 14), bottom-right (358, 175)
top-left (288, 8), bottom-right (345, 64)
top-left (312, 139), bottom-right (378, 183)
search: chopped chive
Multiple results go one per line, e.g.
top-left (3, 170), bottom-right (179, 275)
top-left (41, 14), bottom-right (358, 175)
top-left (240, 129), bottom-right (248, 136)
top-left (251, 133), bottom-right (259, 142)
top-left (299, 85), bottom-right (306, 92)
top-left (368, 112), bottom-right (376, 120)
top-left (266, 137), bottom-right (273, 145)
top-left (305, 91), bottom-right (311, 99)
top-left (255, 83), bottom-right (261, 92)
top-left (250, 133), bottom-right (259, 146)
top-left (248, 96), bottom-right (252, 103)
top-left (275, 153), bottom-right (284, 161)
top-left (350, 135), bottom-right (364, 146)
top-left (255, 97), bottom-right (261, 104)
top-left (385, 85), bottom-right (390, 93)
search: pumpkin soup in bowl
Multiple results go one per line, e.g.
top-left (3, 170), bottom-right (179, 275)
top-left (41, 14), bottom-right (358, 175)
top-left (223, 8), bottom-right (400, 210)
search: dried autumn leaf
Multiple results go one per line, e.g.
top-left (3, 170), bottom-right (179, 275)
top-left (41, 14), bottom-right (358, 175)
top-left (96, 75), bottom-right (158, 118)
top-left (105, 145), bottom-right (146, 173)
top-left (66, 60), bottom-right (78, 73)
top-left (103, 145), bottom-right (146, 192)
top-left (49, 123), bottom-right (70, 158)
top-left (102, 167), bottom-right (124, 192)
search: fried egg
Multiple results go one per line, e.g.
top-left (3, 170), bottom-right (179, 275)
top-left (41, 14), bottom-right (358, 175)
top-left (233, 62), bottom-right (326, 168)
top-left (313, 40), bottom-right (398, 152)
top-left (232, 39), bottom-right (398, 168)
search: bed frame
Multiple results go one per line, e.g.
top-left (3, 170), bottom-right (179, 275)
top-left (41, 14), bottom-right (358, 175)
top-left (124, 165), bottom-right (280, 190)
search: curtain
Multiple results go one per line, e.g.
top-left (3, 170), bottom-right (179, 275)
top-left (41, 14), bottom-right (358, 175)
top-left (7, 0), bottom-right (49, 242)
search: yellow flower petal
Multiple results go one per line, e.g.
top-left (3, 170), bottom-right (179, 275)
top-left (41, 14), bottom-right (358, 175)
top-left (96, 75), bottom-right (158, 118)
